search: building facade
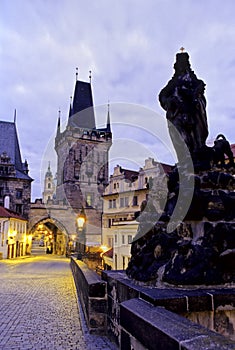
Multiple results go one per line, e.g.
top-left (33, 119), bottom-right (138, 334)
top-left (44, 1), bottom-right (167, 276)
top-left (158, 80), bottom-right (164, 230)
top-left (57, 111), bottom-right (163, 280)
top-left (0, 206), bottom-right (31, 259)
top-left (102, 158), bottom-right (172, 270)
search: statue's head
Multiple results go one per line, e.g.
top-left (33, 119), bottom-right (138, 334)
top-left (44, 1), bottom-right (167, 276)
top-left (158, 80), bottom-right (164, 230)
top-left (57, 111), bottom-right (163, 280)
top-left (174, 52), bottom-right (191, 75)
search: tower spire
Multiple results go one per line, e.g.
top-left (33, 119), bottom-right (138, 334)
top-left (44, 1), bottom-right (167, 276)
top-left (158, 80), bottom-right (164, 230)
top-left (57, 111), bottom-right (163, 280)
top-left (69, 96), bottom-right (73, 117)
top-left (14, 109), bottom-right (16, 123)
top-left (106, 101), bottom-right (111, 133)
top-left (57, 109), bottom-right (61, 134)
top-left (76, 67), bottom-right (78, 81)
top-left (89, 70), bottom-right (92, 84)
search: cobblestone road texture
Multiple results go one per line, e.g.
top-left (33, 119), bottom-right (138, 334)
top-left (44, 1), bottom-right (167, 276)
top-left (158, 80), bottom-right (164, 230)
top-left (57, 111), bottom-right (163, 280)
top-left (0, 256), bottom-right (117, 350)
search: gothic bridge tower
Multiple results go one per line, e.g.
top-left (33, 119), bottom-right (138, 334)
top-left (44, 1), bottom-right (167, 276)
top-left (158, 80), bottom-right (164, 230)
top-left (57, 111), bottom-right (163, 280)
top-left (55, 74), bottom-right (112, 247)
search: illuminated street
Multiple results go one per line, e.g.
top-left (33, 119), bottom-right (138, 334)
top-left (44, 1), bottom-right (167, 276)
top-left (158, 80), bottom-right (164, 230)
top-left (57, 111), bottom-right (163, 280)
top-left (0, 256), bottom-right (117, 350)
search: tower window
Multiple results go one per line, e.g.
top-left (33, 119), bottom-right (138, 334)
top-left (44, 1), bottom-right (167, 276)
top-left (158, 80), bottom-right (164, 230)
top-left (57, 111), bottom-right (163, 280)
top-left (74, 164), bottom-right (80, 179)
top-left (48, 183), bottom-right (51, 189)
top-left (16, 189), bottom-right (23, 199)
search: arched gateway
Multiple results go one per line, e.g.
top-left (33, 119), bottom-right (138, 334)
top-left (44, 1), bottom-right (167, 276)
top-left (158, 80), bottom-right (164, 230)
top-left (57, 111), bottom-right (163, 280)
top-left (29, 199), bottom-right (77, 256)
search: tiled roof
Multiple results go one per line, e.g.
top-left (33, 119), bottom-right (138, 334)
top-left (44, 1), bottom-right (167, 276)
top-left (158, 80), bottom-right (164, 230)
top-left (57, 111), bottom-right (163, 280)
top-left (121, 169), bottom-right (139, 182)
top-left (0, 206), bottom-right (27, 221)
top-left (160, 163), bottom-right (173, 173)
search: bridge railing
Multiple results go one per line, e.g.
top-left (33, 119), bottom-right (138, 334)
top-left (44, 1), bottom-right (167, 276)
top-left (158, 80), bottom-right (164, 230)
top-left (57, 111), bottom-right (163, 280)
top-left (70, 257), bottom-right (107, 335)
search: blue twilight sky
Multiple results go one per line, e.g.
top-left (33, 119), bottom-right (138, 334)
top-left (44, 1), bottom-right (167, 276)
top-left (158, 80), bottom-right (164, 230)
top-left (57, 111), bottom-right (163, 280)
top-left (1, 0), bottom-right (235, 200)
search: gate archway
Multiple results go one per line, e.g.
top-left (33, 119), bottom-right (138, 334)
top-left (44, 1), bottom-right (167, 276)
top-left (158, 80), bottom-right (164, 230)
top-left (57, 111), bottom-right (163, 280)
top-left (30, 217), bottom-right (68, 256)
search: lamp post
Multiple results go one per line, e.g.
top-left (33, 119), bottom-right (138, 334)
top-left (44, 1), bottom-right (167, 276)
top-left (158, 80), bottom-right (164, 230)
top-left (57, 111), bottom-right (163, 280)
top-left (76, 207), bottom-right (86, 258)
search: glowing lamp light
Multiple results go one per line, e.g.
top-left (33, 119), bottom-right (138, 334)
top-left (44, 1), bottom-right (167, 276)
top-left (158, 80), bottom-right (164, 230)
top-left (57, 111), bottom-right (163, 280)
top-left (76, 208), bottom-right (86, 231)
top-left (100, 245), bottom-right (109, 253)
top-left (9, 230), bottom-right (17, 240)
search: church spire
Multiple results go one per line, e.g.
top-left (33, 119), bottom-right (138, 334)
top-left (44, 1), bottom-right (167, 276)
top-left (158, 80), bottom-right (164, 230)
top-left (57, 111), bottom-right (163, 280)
top-left (106, 102), bottom-right (111, 133)
top-left (57, 109), bottom-right (61, 135)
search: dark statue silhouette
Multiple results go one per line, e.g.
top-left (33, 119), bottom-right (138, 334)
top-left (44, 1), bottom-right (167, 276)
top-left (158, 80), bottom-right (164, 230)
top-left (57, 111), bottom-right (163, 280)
top-left (159, 52), bottom-right (208, 155)
top-left (126, 50), bottom-right (235, 285)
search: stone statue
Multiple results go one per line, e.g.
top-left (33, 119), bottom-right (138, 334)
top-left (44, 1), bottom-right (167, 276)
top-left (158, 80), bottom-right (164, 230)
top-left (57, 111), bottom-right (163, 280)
top-left (159, 51), bottom-right (208, 156)
top-left (126, 51), bottom-right (235, 285)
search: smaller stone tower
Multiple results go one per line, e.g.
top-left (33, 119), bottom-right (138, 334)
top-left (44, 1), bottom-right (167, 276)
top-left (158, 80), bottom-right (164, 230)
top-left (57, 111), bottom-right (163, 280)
top-left (42, 162), bottom-right (56, 203)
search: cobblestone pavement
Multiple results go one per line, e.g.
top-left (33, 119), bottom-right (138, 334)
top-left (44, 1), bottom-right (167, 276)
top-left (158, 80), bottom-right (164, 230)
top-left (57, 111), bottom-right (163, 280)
top-left (0, 256), bottom-right (117, 350)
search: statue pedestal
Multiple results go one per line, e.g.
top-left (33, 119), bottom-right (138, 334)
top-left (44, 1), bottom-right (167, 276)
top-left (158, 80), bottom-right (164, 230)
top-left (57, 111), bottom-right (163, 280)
top-left (127, 166), bottom-right (235, 285)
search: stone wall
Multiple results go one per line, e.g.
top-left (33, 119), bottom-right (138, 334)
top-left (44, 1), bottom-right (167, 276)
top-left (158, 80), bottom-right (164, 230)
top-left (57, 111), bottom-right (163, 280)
top-left (102, 270), bottom-right (235, 349)
top-left (70, 262), bottom-right (235, 348)
top-left (70, 257), bottom-right (107, 335)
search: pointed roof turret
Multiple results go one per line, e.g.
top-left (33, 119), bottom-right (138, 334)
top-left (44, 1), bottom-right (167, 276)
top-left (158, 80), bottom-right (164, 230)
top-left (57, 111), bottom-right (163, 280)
top-left (57, 109), bottom-right (61, 135)
top-left (68, 69), bottom-right (96, 129)
top-left (69, 96), bottom-right (73, 117)
top-left (46, 161), bottom-right (53, 177)
top-left (14, 109), bottom-right (16, 123)
top-left (106, 102), bottom-right (111, 133)
top-left (0, 120), bottom-right (32, 181)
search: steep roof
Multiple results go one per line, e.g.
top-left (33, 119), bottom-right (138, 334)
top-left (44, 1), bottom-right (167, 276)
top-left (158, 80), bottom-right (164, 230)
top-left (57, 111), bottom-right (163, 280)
top-left (68, 80), bottom-right (96, 129)
top-left (160, 163), bottom-right (173, 174)
top-left (0, 121), bottom-right (22, 169)
top-left (0, 206), bottom-right (27, 221)
top-left (0, 120), bottom-right (32, 181)
top-left (121, 168), bottom-right (139, 182)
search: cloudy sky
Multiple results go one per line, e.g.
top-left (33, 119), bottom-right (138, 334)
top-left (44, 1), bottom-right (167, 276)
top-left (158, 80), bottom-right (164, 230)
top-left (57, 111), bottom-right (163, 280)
top-left (1, 0), bottom-right (235, 200)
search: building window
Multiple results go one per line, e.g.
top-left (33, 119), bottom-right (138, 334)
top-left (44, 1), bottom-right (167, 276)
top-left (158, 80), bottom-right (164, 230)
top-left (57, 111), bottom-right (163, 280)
top-left (86, 193), bottom-right (93, 207)
top-left (119, 197), bottom-right (129, 207)
top-left (133, 195), bottom-right (138, 206)
top-left (16, 189), bottom-right (23, 199)
top-left (108, 237), bottom-right (113, 247)
top-left (115, 235), bottom-right (117, 243)
top-left (74, 164), bottom-right (80, 179)
top-left (128, 235), bottom-right (132, 244)
top-left (108, 219), bottom-right (112, 228)
top-left (114, 183), bottom-right (116, 190)
top-left (48, 183), bottom-right (51, 189)
top-left (125, 197), bottom-right (129, 207)
top-left (15, 204), bottom-right (22, 214)
top-left (122, 256), bottom-right (125, 269)
top-left (122, 235), bottom-right (125, 244)
top-left (109, 199), bottom-right (116, 209)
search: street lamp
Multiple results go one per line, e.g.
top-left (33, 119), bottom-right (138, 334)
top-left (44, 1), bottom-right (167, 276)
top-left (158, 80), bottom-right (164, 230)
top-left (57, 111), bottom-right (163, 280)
top-left (76, 207), bottom-right (86, 257)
